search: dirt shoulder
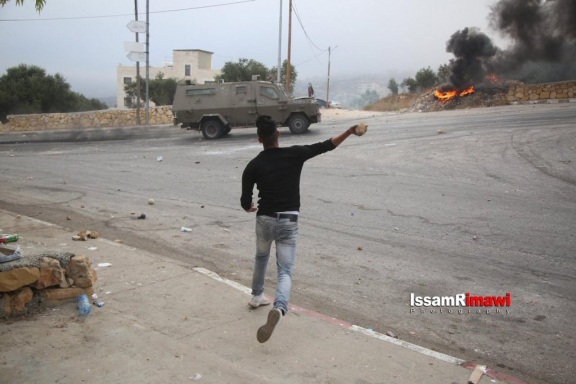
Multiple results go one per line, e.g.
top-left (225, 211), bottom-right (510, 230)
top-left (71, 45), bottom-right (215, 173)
top-left (320, 107), bottom-right (388, 122)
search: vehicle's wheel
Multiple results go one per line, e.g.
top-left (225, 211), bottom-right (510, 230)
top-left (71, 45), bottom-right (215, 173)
top-left (288, 115), bottom-right (310, 134)
top-left (201, 120), bottom-right (224, 139)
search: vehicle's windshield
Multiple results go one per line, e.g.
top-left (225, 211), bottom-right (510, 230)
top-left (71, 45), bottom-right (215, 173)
top-left (260, 86), bottom-right (280, 100)
top-left (275, 83), bottom-right (289, 98)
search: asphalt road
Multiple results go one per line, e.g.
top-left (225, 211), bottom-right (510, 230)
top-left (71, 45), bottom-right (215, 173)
top-left (1, 103), bottom-right (575, 384)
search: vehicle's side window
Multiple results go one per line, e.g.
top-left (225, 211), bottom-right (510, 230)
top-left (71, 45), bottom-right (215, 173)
top-left (260, 86), bottom-right (279, 100)
top-left (236, 85), bottom-right (247, 95)
top-left (185, 88), bottom-right (214, 96)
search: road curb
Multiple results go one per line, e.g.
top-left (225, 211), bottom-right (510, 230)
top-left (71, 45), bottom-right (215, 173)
top-left (0, 124), bottom-right (174, 144)
top-left (510, 98), bottom-right (576, 105)
top-left (193, 267), bottom-right (529, 384)
top-left (193, 267), bottom-right (464, 364)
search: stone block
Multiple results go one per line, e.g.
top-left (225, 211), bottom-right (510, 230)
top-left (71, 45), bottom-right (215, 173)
top-left (12, 287), bottom-right (33, 313)
top-left (67, 255), bottom-right (97, 288)
top-left (41, 286), bottom-right (94, 301)
top-left (0, 267), bottom-right (40, 292)
top-left (0, 293), bottom-right (12, 316)
top-left (31, 257), bottom-right (67, 289)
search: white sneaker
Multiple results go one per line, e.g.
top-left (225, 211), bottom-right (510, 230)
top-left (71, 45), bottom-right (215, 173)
top-left (249, 294), bottom-right (270, 308)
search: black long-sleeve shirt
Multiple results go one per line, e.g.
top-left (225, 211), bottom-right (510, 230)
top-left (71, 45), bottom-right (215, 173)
top-left (241, 139), bottom-right (336, 216)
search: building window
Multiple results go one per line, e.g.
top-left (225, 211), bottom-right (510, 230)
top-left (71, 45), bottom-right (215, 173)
top-left (185, 64), bottom-right (191, 76)
top-left (124, 97), bottom-right (133, 108)
top-left (123, 77), bottom-right (132, 85)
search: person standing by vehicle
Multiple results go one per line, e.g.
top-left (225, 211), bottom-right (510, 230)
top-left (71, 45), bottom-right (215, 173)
top-left (308, 83), bottom-right (315, 98)
top-left (240, 115), bottom-right (366, 343)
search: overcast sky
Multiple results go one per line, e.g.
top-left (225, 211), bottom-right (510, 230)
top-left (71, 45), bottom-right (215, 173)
top-left (0, 0), bottom-right (505, 98)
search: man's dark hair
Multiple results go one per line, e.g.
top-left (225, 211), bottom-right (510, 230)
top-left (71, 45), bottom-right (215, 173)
top-left (256, 115), bottom-right (278, 146)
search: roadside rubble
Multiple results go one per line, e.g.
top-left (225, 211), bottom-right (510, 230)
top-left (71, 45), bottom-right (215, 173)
top-left (0, 244), bottom-right (21, 263)
top-left (72, 230), bottom-right (100, 241)
top-left (0, 249), bottom-right (98, 317)
top-left (0, 232), bottom-right (21, 263)
top-left (407, 83), bottom-right (512, 113)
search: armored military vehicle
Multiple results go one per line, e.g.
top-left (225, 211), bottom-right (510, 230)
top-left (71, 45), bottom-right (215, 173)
top-left (172, 80), bottom-right (321, 139)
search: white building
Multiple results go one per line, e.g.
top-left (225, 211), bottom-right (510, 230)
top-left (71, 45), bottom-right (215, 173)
top-left (116, 49), bottom-right (220, 109)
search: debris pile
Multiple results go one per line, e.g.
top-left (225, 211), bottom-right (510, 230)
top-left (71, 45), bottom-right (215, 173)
top-left (72, 230), bottom-right (100, 241)
top-left (407, 83), bottom-right (512, 113)
top-left (406, 79), bottom-right (576, 113)
top-left (0, 251), bottom-right (98, 318)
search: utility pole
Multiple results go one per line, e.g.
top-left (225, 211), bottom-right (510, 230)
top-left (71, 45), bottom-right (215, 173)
top-left (326, 47), bottom-right (331, 109)
top-left (326, 45), bottom-right (338, 109)
top-left (134, 0), bottom-right (141, 125)
top-left (277, 0), bottom-right (282, 83)
top-left (286, 0), bottom-right (292, 93)
top-left (145, 0), bottom-right (150, 125)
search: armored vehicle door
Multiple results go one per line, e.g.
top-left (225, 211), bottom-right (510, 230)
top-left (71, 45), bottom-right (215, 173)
top-left (255, 84), bottom-right (287, 123)
top-left (227, 83), bottom-right (257, 128)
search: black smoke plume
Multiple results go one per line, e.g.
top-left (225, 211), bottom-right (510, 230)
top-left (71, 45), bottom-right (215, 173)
top-left (445, 27), bottom-right (497, 88)
top-left (444, 0), bottom-right (576, 87)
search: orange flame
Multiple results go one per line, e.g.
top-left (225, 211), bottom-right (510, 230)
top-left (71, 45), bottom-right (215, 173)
top-left (459, 86), bottom-right (475, 97)
top-left (434, 85), bottom-right (475, 101)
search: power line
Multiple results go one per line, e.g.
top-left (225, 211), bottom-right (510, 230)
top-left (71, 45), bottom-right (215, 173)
top-left (291, 0), bottom-right (325, 52)
top-left (295, 52), bottom-right (325, 67)
top-left (291, 0), bottom-right (326, 66)
top-left (0, 0), bottom-right (255, 22)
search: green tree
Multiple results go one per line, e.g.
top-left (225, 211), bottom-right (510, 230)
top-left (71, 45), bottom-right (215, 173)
top-left (0, 0), bottom-right (46, 11)
top-left (214, 58), bottom-right (269, 83)
top-left (415, 67), bottom-right (438, 90)
top-left (269, 59), bottom-right (298, 88)
top-left (148, 73), bottom-right (177, 106)
top-left (437, 63), bottom-right (452, 84)
top-left (354, 89), bottom-right (380, 108)
top-left (387, 78), bottom-right (399, 95)
top-left (71, 92), bottom-right (108, 111)
top-left (400, 77), bottom-right (418, 93)
top-left (124, 72), bottom-right (178, 107)
top-left (0, 64), bottom-right (107, 122)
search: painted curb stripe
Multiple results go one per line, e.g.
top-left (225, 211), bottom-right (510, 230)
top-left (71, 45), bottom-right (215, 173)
top-left (193, 267), bottom-right (463, 365)
top-left (193, 266), bottom-right (533, 383)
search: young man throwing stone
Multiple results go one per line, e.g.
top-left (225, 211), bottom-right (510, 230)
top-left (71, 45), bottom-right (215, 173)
top-left (240, 115), bottom-right (367, 343)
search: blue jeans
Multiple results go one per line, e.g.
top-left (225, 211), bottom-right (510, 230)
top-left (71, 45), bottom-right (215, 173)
top-left (252, 215), bottom-right (299, 314)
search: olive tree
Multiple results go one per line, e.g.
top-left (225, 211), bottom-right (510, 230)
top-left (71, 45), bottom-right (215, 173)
top-left (415, 67), bottom-right (439, 90)
top-left (0, 64), bottom-right (107, 121)
top-left (387, 78), bottom-right (399, 95)
top-left (124, 73), bottom-right (178, 107)
top-left (214, 58), bottom-right (269, 83)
